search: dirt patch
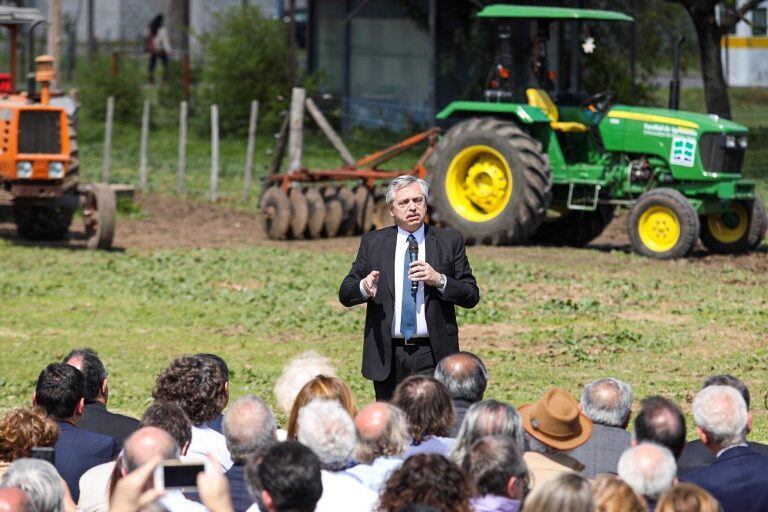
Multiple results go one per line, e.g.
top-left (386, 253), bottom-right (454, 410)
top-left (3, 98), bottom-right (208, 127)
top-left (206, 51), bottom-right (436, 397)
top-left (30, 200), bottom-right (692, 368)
top-left (0, 195), bottom-right (766, 272)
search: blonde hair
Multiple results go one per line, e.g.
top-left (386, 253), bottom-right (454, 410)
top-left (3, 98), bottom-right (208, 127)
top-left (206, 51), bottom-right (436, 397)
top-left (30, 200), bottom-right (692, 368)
top-left (523, 473), bottom-right (595, 512)
top-left (592, 475), bottom-right (647, 512)
top-left (286, 375), bottom-right (356, 439)
top-left (656, 483), bottom-right (719, 512)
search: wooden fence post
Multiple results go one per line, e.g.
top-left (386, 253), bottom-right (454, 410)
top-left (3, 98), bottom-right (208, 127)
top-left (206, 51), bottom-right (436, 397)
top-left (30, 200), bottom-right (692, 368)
top-left (287, 87), bottom-right (305, 173)
top-left (242, 100), bottom-right (259, 202)
top-left (305, 97), bottom-right (355, 165)
top-left (101, 95), bottom-right (114, 183)
top-left (177, 100), bottom-right (188, 194)
top-left (210, 104), bottom-right (220, 202)
top-left (139, 99), bottom-right (151, 191)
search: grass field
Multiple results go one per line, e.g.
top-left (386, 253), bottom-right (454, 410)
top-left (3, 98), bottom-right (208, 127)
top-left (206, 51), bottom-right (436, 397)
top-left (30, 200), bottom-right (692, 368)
top-left (0, 223), bottom-right (767, 439)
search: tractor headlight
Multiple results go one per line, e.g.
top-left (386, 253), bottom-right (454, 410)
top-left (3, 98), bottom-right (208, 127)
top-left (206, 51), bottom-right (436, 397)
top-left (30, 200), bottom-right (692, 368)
top-left (16, 161), bottom-right (32, 179)
top-left (724, 135), bottom-right (737, 149)
top-left (738, 135), bottom-right (748, 149)
top-left (48, 161), bottom-right (64, 179)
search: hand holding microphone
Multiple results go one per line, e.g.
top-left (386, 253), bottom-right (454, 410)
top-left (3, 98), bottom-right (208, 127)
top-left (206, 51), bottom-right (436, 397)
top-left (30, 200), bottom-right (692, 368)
top-left (408, 239), bottom-right (442, 289)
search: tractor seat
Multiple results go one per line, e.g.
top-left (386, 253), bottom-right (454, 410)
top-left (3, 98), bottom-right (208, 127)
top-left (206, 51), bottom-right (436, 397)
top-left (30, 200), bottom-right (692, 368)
top-left (526, 88), bottom-right (589, 133)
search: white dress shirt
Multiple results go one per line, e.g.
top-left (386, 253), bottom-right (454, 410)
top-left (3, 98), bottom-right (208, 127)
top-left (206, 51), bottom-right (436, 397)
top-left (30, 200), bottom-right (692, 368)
top-left (187, 425), bottom-right (233, 472)
top-left (358, 224), bottom-right (447, 339)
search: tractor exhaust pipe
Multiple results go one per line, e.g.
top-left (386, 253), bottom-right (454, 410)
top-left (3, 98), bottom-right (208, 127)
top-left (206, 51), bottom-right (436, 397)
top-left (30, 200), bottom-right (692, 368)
top-left (26, 20), bottom-right (44, 101)
top-left (668, 35), bottom-right (685, 110)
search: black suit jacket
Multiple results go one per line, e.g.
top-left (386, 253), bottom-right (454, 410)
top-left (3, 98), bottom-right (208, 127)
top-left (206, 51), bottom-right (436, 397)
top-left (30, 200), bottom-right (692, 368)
top-left (684, 446), bottom-right (768, 512)
top-left (678, 439), bottom-right (768, 476)
top-left (78, 401), bottom-right (140, 446)
top-left (339, 224), bottom-right (479, 381)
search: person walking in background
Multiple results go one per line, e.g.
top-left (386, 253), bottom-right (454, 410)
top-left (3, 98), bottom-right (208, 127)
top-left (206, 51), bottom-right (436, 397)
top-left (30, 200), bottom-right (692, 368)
top-left (146, 14), bottom-right (171, 83)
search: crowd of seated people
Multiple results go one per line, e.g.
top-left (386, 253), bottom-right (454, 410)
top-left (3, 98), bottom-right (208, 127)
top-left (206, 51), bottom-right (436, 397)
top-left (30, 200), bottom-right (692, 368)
top-left (0, 347), bottom-right (766, 512)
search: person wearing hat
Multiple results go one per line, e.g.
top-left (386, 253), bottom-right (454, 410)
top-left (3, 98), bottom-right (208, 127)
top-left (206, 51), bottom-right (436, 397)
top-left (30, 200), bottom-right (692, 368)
top-left (519, 387), bottom-right (593, 492)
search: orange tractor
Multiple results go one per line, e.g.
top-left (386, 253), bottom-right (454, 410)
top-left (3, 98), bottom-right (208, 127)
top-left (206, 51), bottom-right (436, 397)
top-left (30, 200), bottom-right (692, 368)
top-left (0, 7), bottom-right (115, 249)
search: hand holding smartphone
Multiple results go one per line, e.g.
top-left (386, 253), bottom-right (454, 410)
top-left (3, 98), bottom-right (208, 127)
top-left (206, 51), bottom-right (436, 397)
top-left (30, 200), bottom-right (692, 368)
top-left (153, 460), bottom-right (212, 493)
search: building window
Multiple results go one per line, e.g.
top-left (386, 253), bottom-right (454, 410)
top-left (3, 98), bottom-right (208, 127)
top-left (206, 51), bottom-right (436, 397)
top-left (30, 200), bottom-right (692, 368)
top-left (753, 8), bottom-right (767, 36)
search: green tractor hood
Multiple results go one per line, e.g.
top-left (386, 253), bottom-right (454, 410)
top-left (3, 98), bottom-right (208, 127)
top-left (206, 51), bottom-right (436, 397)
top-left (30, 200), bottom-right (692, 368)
top-left (605, 105), bottom-right (748, 135)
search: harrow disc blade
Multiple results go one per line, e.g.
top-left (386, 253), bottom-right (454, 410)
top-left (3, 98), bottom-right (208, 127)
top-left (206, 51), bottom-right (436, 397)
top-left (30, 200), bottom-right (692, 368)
top-left (288, 187), bottom-right (309, 239)
top-left (304, 188), bottom-right (326, 239)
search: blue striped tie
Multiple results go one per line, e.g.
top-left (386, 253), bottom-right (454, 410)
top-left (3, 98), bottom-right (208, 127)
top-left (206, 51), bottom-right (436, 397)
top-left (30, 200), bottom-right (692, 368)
top-left (401, 235), bottom-right (417, 340)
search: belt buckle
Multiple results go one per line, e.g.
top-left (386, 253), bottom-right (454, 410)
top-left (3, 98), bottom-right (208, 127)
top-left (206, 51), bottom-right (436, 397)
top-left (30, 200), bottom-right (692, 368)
top-left (403, 338), bottom-right (416, 346)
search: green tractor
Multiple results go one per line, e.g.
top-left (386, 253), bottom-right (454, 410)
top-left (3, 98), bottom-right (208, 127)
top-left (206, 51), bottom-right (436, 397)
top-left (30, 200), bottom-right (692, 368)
top-left (429, 4), bottom-right (765, 258)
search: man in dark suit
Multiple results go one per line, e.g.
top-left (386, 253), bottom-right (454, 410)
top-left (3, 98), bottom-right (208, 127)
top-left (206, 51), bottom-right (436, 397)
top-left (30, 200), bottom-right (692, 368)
top-left (684, 385), bottom-right (768, 512)
top-left (434, 352), bottom-right (487, 436)
top-left (677, 374), bottom-right (768, 476)
top-left (33, 363), bottom-right (120, 502)
top-left (339, 175), bottom-right (480, 400)
top-left (568, 378), bottom-right (632, 477)
top-left (64, 348), bottom-right (139, 444)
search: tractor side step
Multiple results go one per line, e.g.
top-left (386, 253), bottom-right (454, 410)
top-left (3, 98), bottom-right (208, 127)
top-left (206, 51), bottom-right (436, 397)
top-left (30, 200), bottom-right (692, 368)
top-left (567, 182), bottom-right (601, 211)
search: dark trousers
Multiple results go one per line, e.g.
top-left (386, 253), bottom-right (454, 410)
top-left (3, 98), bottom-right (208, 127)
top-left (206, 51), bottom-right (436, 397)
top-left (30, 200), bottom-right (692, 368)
top-left (373, 339), bottom-right (436, 401)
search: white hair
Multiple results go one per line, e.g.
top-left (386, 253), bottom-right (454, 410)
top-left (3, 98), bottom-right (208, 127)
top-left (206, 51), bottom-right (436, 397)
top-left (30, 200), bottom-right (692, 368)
top-left (297, 399), bottom-right (356, 471)
top-left (223, 394), bottom-right (277, 464)
top-left (580, 378), bottom-right (633, 427)
top-left (273, 351), bottom-right (336, 416)
top-left (617, 443), bottom-right (676, 501)
top-left (693, 385), bottom-right (748, 448)
top-left (384, 175), bottom-right (429, 207)
top-left (0, 458), bottom-right (64, 512)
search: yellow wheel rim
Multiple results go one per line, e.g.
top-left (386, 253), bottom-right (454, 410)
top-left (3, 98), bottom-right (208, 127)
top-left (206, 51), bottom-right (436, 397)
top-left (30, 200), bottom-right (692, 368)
top-left (445, 145), bottom-right (513, 222)
top-left (638, 205), bottom-right (680, 253)
top-left (706, 202), bottom-right (748, 244)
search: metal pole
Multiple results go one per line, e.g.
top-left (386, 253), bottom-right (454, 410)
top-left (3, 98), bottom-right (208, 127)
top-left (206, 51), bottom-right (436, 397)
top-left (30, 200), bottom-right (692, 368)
top-left (178, 100), bottom-right (188, 194)
top-left (243, 100), bottom-right (259, 202)
top-left (570, 0), bottom-right (582, 95)
top-left (101, 96), bottom-right (114, 183)
top-left (139, 99), bottom-right (151, 191)
top-left (210, 104), bottom-right (220, 202)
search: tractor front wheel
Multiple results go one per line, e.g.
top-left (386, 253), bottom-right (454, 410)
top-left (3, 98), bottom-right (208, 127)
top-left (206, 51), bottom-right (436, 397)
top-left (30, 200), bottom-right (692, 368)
top-left (699, 197), bottom-right (767, 253)
top-left (427, 117), bottom-right (551, 245)
top-left (628, 188), bottom-right (699, 259)
top-left (83, 184), bottom-right (117, 250)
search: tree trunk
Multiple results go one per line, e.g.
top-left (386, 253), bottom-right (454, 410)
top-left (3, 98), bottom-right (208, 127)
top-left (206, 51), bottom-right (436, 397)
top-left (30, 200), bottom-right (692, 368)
top-left (687, 6), bottom-right (732, 118)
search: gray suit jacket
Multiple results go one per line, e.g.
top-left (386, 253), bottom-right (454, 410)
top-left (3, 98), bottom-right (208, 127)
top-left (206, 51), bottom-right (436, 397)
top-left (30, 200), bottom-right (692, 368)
top-left (567, 423), bottom-right (631, 478)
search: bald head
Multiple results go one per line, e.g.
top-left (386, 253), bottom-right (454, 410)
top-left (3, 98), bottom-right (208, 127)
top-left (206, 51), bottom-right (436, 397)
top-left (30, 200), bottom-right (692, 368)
top-left (123, 426), bottom-right (179, 472)
top-left (354, 403), bottom-right (408, 463)
top-left (223, 394), bottom-right (277, 464)
top-left (0, 488), bottom-right (33, 512)
top-left (434, 352), bottom-right (487, 403)
top-left (618, 443), bottom-right (676, 501)
top-left (581, 378), bottom-right (632, 427)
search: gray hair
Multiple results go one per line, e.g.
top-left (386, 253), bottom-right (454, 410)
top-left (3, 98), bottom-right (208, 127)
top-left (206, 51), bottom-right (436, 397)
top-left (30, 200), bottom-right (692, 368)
top-left (617, 443), bottom-right (676, 501)
top-left (0, 458), bottom-right (64, 512)
top-left (693, 385), bottom-right (748, 449)
top-left (384, 175), bottom-right (429, 207)
top-left (224, 395), bottom-right (278, 464)
top-left (355, 404), bottom-right (408, 463)
top-left (580, 378), bottom-right (633, 427)
top-left (273, 351), bottom-right (336, 416)
top-left (297, 399), bottom-right (356, 471)
top-left (462, 435), bottom-right (530, 498)
top-left (434, 352), bottom-right (488, 403)
top-left (450, 400), bottom-right (525, 465)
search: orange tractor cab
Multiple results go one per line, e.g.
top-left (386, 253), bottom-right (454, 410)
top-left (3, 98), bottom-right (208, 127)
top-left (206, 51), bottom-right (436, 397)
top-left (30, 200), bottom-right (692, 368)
top-left (0, 7), bottom-right (114, 249)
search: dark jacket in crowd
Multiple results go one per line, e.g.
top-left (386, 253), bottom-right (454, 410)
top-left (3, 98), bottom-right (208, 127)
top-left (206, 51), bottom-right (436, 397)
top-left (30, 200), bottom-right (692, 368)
top-left (55, 422), bottom-right (120, 502)
top-left (78, 401), bottom-right (140, 446)
top-left (567, 423), bottom-right (631, 478)
top-left (683, 446), bottom-right (768, 512)
top-left (225, 463), bottom-right (254, 512)
top-left (677, 439), bottom-right (768, 476)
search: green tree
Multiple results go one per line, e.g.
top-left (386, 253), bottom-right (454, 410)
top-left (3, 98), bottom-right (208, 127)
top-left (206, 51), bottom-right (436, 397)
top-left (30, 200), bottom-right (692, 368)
top-left (199, 4), bottom-right (291, 134)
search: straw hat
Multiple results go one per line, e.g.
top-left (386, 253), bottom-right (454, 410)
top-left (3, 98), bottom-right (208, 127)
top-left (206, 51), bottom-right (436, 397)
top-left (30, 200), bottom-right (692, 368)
top-left (518, 387), bottom-right (593, 451)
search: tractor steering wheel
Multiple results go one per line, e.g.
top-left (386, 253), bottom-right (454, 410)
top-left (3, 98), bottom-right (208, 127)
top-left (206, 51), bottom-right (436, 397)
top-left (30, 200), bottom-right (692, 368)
top-left (579, 91), bottom-right (615, 114)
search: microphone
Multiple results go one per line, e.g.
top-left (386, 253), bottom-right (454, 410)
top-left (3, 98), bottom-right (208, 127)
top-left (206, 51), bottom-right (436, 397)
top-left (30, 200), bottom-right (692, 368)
top-left (408, 238), bottom-right (419, 294)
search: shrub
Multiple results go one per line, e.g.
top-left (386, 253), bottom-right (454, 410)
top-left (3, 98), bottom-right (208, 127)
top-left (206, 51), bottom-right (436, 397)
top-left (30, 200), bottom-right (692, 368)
top-left (77, 56), bottom-right (144, 124)
top-left (198, 4), bottom-right (294, 135)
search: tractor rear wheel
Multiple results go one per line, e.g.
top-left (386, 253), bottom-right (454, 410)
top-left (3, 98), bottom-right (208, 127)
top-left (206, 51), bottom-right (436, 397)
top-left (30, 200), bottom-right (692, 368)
top-left (427, 117), bottom-right (551, 245)
top-left (699, 197), bottom-right (767, 253)
top-left (628, 188), bottom-right (699, 259)
top-left (532, 204), bottom-right (615, 247)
